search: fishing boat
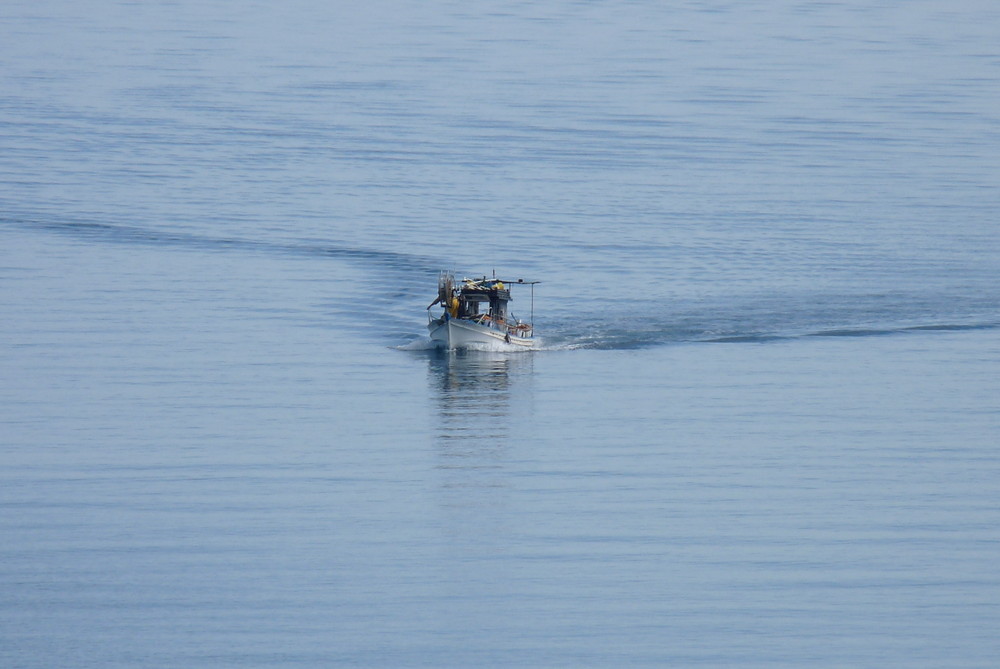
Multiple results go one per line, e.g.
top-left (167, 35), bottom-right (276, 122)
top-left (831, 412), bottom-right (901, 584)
top-left (427, 272), bottom-right (537, 349)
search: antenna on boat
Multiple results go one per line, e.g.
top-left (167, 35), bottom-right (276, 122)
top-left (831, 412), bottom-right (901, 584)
top-left (517, 278), bottom-right (539, 329)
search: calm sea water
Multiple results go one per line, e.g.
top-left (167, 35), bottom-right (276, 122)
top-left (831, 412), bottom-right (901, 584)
top-left (3, 1), bottom-right (1000, 667)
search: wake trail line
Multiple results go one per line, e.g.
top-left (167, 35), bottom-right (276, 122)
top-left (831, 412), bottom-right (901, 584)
top-left (6, 215), bottom-right (439, 275)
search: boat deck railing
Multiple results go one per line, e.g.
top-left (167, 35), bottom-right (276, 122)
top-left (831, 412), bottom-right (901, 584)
top-left (430, 310), bottom-right (533, 338)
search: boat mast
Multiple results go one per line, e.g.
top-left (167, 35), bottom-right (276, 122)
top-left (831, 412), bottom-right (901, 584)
top-left (514, 278), bottom-right (539, 328)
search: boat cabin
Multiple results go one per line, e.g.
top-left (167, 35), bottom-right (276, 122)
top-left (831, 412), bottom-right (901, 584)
top-left (455, 279), bottom-right (510, 323)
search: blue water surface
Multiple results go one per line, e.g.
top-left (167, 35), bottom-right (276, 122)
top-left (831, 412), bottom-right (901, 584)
top-left (2, 1), bottom-right (999, 667)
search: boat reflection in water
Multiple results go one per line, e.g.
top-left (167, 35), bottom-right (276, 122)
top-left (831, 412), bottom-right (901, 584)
top-left (426, 347), bottom-right (534, 446)
top-left (425, 348), bottom-right (534, 543)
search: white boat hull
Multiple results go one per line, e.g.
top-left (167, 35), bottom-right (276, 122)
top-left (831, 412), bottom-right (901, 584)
top-left (428, 317), bottom-right (534, 349)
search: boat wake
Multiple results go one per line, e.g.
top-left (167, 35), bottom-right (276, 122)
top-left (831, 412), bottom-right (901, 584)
top-left (534, 317), bottom-right (1000, 351)
top-left (7, 215), bottom-right (440, 276)
top-left (16, 215), bottom-right (997, 353)
top-left (399, 294), bottom-right (999, 353)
